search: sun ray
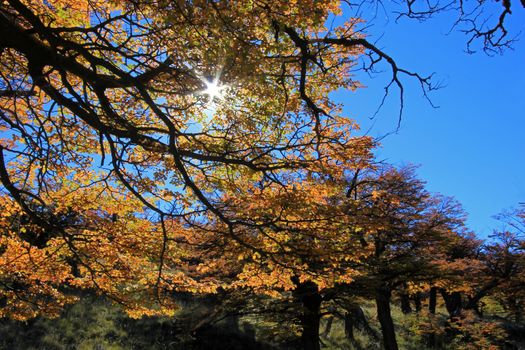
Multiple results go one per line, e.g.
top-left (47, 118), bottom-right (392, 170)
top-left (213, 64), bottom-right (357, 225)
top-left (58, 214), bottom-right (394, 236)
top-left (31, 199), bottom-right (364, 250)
top-left (202, 78), bottom-right (225, 102)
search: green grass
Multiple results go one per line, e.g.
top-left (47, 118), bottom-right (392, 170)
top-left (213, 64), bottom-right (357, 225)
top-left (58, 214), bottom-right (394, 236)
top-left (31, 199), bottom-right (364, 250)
top-left (0, 296), bottom-right (522, 349)
top-left (318, 300), bottom-right (456, 350)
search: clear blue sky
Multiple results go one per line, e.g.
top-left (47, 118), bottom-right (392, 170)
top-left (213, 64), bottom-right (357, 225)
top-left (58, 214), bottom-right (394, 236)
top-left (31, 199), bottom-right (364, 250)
top-left (332, 6), bottom-right (525, 237)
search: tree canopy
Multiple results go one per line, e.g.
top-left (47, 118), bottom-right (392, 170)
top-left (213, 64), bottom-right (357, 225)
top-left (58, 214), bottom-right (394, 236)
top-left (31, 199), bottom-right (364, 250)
top-left (0, 1), bottom-right (524, 349)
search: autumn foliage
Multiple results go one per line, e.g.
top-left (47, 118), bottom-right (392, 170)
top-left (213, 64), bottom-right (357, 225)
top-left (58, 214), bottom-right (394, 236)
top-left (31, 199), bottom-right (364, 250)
top-left (0, 0), bottom-right (523, 349)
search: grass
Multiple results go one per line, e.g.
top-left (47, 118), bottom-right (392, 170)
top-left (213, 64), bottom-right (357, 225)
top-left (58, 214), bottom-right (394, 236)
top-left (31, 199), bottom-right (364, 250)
top-left (0, 295), bottom-right (522, 349)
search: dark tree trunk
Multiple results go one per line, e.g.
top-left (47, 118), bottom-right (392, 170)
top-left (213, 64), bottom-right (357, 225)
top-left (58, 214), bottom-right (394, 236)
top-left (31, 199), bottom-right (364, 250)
top-left (375, 286), bottom-right (399, 350)
top-left (344, 311), bottom-right (355, 341)
top-left (428, 287), bottom-right (437, 314)
top-left (224, 314), bottom-right (240, 334)
top-left (414, 293), bottom-right (422, 313)
top-left (440, 290), bottom-right (463, 317)
top-left (464, 279), bottom-right (499, 315)
top-left (400, 292), bottom-right (412, 314)
top-left (465, 296), bottom-right (483, 316)
top-left (293, 280), bottom-right (322, 350)
top-left (322, 316), bottom-right (333, 338)
top-left (425, 287), bottom-right (438, 348)
top-left (344, 311), bottom-right (363, 350)
top-left (344, 304), bottom-right (379, 341)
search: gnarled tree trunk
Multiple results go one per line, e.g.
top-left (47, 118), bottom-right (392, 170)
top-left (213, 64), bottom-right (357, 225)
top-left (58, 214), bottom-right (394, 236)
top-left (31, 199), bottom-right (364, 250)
top-left (464, 279), bottom-right (499, 315)
top-left (344, 304), bottom-right (379, 342)
top-left (376, 286), bottom-right (399, 350)
top-left (440, 290), bottom-right (463, 317)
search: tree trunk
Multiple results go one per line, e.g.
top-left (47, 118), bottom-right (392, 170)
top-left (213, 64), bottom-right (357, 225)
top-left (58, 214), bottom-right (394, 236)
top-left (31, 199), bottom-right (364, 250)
top-left (414, 293), bottom-right (422, 313)
top-left (345, 304), bottom-right (379, 341)
top-left (464, 279), bottom-right (499, 315)
top-left (428, 287), bottom-right (437, 314)
top-left (376, 286), bottom-right (399, 350)
top-left (440, 290), bottom-right (463, 317)
top-left (293, 280), bottom-right (322, 350)
top-left (425, 287), bottom-right (438, 348)
top-left (322, 316), bottom-right (333, 338)
top-left (465, 296), bottom-right (482, 316)
top-left (400, 292), bottom-right (412, 314)
top-left (344, 311), bottom-right (355, 341)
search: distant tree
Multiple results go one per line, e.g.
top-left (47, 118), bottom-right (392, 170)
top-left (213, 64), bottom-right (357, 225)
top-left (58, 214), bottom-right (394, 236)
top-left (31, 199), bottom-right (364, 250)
top-left (479, 231), bottom-right (525, 321)
top-left (345, 166), bottom-right (470, 350)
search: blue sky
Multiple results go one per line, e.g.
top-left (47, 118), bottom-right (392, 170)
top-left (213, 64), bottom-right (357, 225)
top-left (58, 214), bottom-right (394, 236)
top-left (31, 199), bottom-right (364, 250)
top-left (332, 6), bottom-right (525, 237)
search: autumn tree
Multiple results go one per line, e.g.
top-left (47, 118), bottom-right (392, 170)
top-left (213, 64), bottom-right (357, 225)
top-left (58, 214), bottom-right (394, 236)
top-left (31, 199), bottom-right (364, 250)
top-left (173, 165), bottom-right (476, 349)
top-left (342, 166), bottom-right (471, 350)
top-left (0, 182), bottom-right (188, 320)
top-left (491, 206), bottom-right (525, 322)
top-left (430, 205), bottom-right (525, 321)
top-left (0, 0), bottom-right (437, 230)
top-left (1, 0), bottom-right (406, 323)
top-left (478, 231), bottom-right (525, 321)
top-left (460, 206), bottom-right (525, 321)
top-left (2, 1), bottom-right (520, 349)
top-left (163, 146), bottom-right (374, 350)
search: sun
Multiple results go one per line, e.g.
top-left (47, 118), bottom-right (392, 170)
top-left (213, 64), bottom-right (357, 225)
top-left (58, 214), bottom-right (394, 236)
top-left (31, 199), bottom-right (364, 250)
top-left (202, 78), bottom-right (227, 102)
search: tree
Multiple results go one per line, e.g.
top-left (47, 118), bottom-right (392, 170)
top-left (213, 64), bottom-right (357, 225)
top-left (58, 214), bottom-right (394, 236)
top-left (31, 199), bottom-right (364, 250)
top-left (478, 231), bottom-right (525, 321)
top-left (0, 0), bottom-right (440, 230)
top-left (431, 205), bottom-right (525, 321)
top-left (463, 206), bottom-right (525, 321)
top-left (166, 153), bottom-right (374, 350)
top-left (344, 166), bottom-right (470, 350)
top-left (1, 2), bottom-right (522, 349)
top-left (0, 0), bottom-right (383, 318)
top-left (188, 165), bottom-right (474, 350)
top-left (0, 181), bottom-right (186, 320)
